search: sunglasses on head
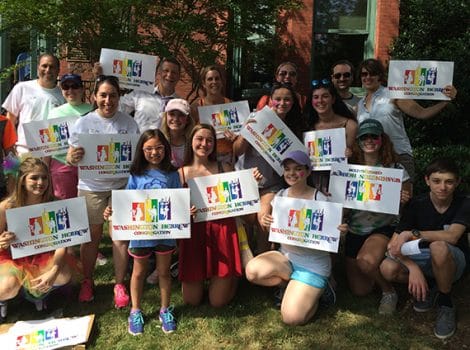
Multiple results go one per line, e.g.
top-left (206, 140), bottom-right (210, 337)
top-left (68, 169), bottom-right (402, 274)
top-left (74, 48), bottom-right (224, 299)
top-left (311, 78), bottom-right (331, 89)
top-left (278, 70), bottom-right (297, 77)
top-left (333, 72), bottom-right (351, 79)
top-left (61, 83), bottom-right (81, 90)
top-left (359, 134), bottom-right (381, 141)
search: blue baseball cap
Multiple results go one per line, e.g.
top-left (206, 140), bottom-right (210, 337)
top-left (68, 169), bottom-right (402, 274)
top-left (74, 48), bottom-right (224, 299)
top-left (281, 150), bottom-right (312, 170)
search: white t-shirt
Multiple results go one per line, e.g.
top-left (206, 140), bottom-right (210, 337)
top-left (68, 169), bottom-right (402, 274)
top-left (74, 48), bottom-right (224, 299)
top-left (2, 80), bottom-right (65, 153)
top-left (119, 87), bottom-right (178, 132)
top-left (68, 110), bottom-right (140, 191)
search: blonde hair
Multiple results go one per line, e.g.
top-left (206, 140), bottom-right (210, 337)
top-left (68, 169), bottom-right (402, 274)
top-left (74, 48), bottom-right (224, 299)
top-left (160, 111), bottom-right (195, 146)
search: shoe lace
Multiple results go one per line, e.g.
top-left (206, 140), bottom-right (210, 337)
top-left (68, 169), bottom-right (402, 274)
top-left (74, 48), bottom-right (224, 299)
top-left (130, 311), bottom-right (144, 326)
top-left (381, 293), bottom-right (396, 304)
top-left (160, 307), bottom-right (175, 324)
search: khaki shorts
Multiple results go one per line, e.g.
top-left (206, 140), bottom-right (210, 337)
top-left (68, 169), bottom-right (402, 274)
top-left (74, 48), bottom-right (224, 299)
top-left (78, 189), bottom-right (113, 225)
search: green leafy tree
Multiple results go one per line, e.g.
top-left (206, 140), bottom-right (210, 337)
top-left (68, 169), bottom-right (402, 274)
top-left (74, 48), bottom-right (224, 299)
top-left (0, 0), bottom-right (302, 98)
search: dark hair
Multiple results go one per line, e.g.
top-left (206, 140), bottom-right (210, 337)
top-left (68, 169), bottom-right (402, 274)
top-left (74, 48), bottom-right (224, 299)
top-left (130, 129), bottom-right (176, 175)
top-left (183, 124), bottom-right (218, 165)
top-left (38, 53), bottom-right (60, 69)
top-left (199, 65), bottom-right (226, 96)
top-left (331, 59), bottom-right (355, 75)
top-left (304, 80), bottom-right (356, 128)
top-left (270, 83), bottom-right (305, 138)
top-left (425, 157), bottom-right (460, 178)
top-left (94, 75), bottom-right (120, 95)
top-left (157, 57), bottom-right (181, 73)
top-left (351, 132), bottom-right (398, 167)
top-left (358, 59), bottom-right (387, 84)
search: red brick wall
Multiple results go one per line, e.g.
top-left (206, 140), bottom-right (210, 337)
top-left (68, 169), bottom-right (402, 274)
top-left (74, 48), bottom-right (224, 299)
top-left (375, 0), bottom-right (400, 65)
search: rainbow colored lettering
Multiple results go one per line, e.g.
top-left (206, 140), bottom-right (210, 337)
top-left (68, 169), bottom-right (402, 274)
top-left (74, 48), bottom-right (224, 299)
top-left (132, 197), bottom-right (171, 223)
top-left (39, 122), bottom-right (69, 144)
top-left (404, 66), bottom-right (437, 86)
top-left (261, 123), bottom-right (292, 155)
top-left (211, 108), bottom-right (239, 127)
top-left (29, 208), bottom-right (70, 236)
top-left (206, 179), bottom-right (242, 204)
top-left (113, 58), bottom-right (142, 78)
top-left (16, 326), bottom-right (59, 348)
top-left (345, 180), bottom-right (383, 202)
top-left (307, 136), bottom-right (332, 157)
top-left (97, 141), bottom-right (132, 163)
top-left (288, 207), bottom-right (324, 232)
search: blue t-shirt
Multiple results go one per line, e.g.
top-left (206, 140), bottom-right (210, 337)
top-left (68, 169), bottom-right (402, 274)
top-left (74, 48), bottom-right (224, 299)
top-left (126, 168), bottom-right (181, 249)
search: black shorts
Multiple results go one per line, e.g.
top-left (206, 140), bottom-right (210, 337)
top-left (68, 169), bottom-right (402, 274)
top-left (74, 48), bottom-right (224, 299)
top-left (345, 225), bottom-right (395, 258)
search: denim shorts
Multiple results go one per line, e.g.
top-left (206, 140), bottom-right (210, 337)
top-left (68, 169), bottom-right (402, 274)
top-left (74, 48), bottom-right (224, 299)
top-left (128, 239), bottom-right (176, 259)
top-left (290, 262), bottom-right (328, 289)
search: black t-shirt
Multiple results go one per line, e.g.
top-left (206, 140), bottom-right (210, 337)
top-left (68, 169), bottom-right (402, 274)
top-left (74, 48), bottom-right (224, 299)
top-left (397, 192), bottom-right (470, 263)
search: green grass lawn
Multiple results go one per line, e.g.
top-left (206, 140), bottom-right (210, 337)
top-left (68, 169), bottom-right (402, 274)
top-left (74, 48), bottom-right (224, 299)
top-left (4, 237), bottom-right (470, 350)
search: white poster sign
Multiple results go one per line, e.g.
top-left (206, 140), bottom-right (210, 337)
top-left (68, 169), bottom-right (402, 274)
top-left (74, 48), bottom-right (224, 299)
top-left (303, 128), bottom-right (347, 170)
top-left (198, 101), bottom-right (250, 139)
top-left (1, 315), bottom-right (94, 350)
top-left (187, 169), bottom-right (260, 223)
top-left (240, 106), bottom-right (308, 175)
top-left (6, 197), bottom-right (90, 259)
top-left (329, 163), bottom-right (403, 215)
top-left (387, 60), bottom-right (454, 100)
top-left (269, 196), bottom-right (343, 253)
top-left (77, 134), bottom-right (139, 179)
top-left (111, 189), bottom-right (191, 240)
top-left (23, 116), bottom-right (78, 157)
top-left (99, 48), bottom-right (158, 92)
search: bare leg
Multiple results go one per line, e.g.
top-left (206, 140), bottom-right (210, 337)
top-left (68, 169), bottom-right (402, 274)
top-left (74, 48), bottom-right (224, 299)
top-left (281, 280), bottom-right (323, 325)
top-left (430, 241), bottom-right (455, 294)
top-left (245, 250), bottom-right (291, 286)
top-left (380, 258), bottom-right (409, 283)
top-left (208, 276), bottom-right (238, 307)
top-left (346, 256), bottom-right (374, 296)
top-left (0, 275), bottom-right (21, 300)
top-left (182, 281), bottom-right (204, 306)
top-left (130, 257), bottom-right (148, 311)
top-left (81, 223), bottom-right (102, 280)
top-left (255, 192), bottom-right (275, 254)
top-left (108, 221), bottom-right (129, 284)
top-left (156, 253), bottom-right (172, 309)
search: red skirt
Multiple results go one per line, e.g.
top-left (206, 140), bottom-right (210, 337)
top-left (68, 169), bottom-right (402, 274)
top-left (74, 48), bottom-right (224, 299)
top-left (178, 217), bottom-right (242, 282)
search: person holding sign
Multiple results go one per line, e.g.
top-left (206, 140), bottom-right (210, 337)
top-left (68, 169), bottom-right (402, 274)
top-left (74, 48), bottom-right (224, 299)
top-left (104, 130), bottom-right (179, 335)
top-left (345, 119), bottom-right (412, 315)
top-left (0, 158), bottom-right (73, 321)
top-left (190, 66), bottom-right (237, 164)
top-left (178, 124), bottom-right (244, 307)
top-left (304, 78), bottom-right (357, 192)
top-left (356, 58), bottom-right (457, 180)
top-left (234, 83), bottom-right (304, 253)
top-left (66, 76), bottom-right (140, 307)
top-left (380, 158), bottom-right (469, 340)
top-left (245, 150), bottom-right (347, 325)
top-left (48, 74), bottom-right (93, 200)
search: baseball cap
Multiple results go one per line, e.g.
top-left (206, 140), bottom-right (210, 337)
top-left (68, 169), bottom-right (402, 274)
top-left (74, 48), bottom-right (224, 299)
top-left (357, 119), bottom-right (384, 139)
top-left (281, 150), bottom-right (312, 170)
top-left (60, 73), bottom-right (83, 86)
top-left (165, 98), bottom-right (190, 115)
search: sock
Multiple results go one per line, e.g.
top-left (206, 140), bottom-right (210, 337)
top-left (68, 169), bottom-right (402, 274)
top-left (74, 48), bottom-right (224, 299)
top-left (436, 292), bottom-right (453, 308)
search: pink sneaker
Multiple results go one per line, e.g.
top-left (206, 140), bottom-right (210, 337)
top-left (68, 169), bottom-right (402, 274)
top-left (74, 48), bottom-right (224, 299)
top-left (79, 279), bottom-right (94, 302)
top-left (114, 284), bottom-right (130, 309)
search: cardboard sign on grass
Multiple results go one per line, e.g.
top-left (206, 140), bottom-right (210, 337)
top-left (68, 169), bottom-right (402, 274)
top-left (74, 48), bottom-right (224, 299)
top-left (111, 189), bottom-right (191, 240)
top-left (198, 101), bottom-right (250, 139)
top-left (6, 197), bottom-right (90, 259)
top-left (187, 169), bottom-right (260, 223)
top-left (269, 196), bottom-right (343, 253)
top-left (303, 128), bottom-right (347, 170)
top-left (240, 106), bottom-right (308, 175)
top-left (77, 134), bottom-right (139, 179)
top-left (99, 48), bottom-right (158, 92)
top-left (329, 163), bottom-right (403, 215)
top-left (387, 60), bottom-right (454, 100)
top-left (23, 116), bottom-right (78, 157)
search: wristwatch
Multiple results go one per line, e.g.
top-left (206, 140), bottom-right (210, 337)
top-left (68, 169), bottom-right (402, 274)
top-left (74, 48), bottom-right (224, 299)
top-left (411, 229), bottom-right (421, 239)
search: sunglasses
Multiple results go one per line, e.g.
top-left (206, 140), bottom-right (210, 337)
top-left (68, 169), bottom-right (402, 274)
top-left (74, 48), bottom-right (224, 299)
top-left (311, 78), bottom-right (331, 89)
top-left (333, 72), bottom-right (351, 79)
top-left (359, 134), bottom-right (381, 141)
top-left (278, 70), bottom-right (297, 77)
top-left (360, 71), bottom-right (378, 78)
top-left (62, 84), bottom-right (81, 90)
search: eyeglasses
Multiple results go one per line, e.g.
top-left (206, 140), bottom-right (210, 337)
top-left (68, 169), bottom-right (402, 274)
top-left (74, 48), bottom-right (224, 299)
top-left (62, 84), bottom-right (81, 90)
top-left (143, 146), bottom-right (165, 153)
top-left (360, 71), bottom-right (378, 78)
top-left (359, 134), bottom-right (381, 141)
top-left (311, 78), bottom-right (331, 89)
top-left (278, 71), bottom-right (297, 77)
top-left (333, 72), bottom-right (351, 79)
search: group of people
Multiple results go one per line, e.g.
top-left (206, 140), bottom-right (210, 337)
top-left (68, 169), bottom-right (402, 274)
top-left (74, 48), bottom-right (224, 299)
top-left (0, 53), bottom-right (467, 342)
